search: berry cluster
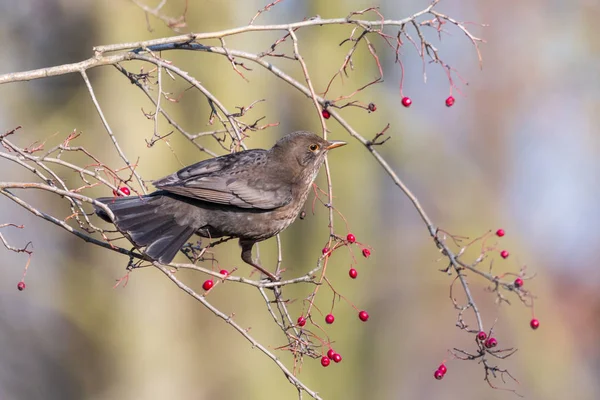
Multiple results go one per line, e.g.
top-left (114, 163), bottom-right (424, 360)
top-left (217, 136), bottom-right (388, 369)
top-left (496, 228), bottom-right (540, 330)
top-left (320, 310), bottom-right (369, 326)
top-left (475, 330), bottom-right (498, 350)
top-left (299, 233), bottom-right (373, 369)
top-left (201, 269), bottom-right (230, 291)
top-left (321, 348), bottom-right (343, 367)
top-left (434, 363), bottom-right (448, 380)
top-left (323, 232), bottom-right (372, 280)
top-left (400, 96), bottom-right (457, 108)
top-left (435, 227), bottom-right (539, 385)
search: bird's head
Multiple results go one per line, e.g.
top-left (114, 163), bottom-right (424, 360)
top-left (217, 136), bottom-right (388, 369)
top-left (270, 131), bottom-right (346, 176)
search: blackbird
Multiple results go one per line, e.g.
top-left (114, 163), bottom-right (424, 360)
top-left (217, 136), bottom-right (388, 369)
top-left (95, 131), bottom-right (346, 280)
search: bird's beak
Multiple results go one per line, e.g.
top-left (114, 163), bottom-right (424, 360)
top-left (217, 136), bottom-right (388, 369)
top-left (325, 140), bottom-right (347, 150)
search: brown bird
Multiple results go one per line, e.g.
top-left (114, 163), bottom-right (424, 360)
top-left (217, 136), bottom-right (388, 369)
top-left (95, 131), bottom-right (346, 280)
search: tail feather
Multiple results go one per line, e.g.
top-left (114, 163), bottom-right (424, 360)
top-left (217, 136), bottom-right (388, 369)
top-left (95, 195), bottom-right (195, 264)
top-left (118, 214), bottom-right (172, 235)
top-left (128, 217), bottom-right (177, 244)
top-left (145, 223), bottom-right (196, 264)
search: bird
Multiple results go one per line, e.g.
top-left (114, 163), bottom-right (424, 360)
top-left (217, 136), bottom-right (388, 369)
top-left (95, 131), bottom-right (346, 280)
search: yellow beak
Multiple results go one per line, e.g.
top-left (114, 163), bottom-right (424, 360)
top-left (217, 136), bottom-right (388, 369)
top-left (326, 140), bottom-right (347, 150)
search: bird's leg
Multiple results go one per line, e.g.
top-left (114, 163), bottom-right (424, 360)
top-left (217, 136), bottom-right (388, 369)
top-left (240, 240), bottom-right (279, 281)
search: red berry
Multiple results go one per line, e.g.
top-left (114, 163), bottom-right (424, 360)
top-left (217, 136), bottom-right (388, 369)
top-left (445, 96), bottom-right (455, 107)
top-left (484, 337), bottom-right (498, 348)
top-left (202, 279), bottom-right (214, 291)
top-left (322, 247), bottom-right (330, 255)
top-left (496, 229), bottom-right (505, 237)
top-left (325, 314), bottom-right (335, 324)
top-left (401, 96), bottom-right (412, 108)
top-left (297, 316), bottom-right (306, 327)
top-left (500, 250), bottom-right (509, 259)
top-left (477, 331), bottom-right (487, 341)
top-left (362, 248), bottom-right (371, 258)
top-left (113, 186), bottom-right (131, 196)
top-left (434, 369), bottom-right (444, 380)
top-left (530, 318), bottom-right (540, 330)
top-left (17, 281), bottom-right (26, 291)
top-left (346, 233), bottom-right (356, 243)
top-left (219, 269), bottom-right (229, 276)
top-left (349, 268), bottom-right (358, 279)
top-left (327, 348), bottom-right (335, 359)
top-left (322, 109), bottom-right (331, 119)
top-left (368, 103), bottom-right (377, 112)
top-left (321, 356), bottom-right (331, 367)
top-left (438, 364), bottom-right (447, 374)
top-left (358, 310), bottom-right (369, 322)
top-left (514, 278), bottom-right (524, 288)
top-left (332, 353), bottom-right (342, 363)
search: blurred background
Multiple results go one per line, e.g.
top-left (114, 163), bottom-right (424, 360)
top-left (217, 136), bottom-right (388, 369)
top-left (0, 0), bottom-right (598, 399)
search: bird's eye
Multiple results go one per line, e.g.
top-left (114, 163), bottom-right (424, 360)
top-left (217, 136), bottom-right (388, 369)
top-left (309, 144), bottom-right (320, 152)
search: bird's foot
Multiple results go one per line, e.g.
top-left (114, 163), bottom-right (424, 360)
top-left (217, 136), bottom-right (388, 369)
top-left (260, 278), bottom-right (278, 288)
top-left (265, 272), bottom-right (281, 282)
top-left (249, 266), bottom-right (280, 282)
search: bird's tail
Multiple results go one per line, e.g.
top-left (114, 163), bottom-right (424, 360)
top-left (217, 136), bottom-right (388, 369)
top-left (95, 194), bottom-right (195, 264)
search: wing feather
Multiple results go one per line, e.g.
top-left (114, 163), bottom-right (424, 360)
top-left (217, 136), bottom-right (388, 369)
top-left (152, 150), bottom-right (292, 210)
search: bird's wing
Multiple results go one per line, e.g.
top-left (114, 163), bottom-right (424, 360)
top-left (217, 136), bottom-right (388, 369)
top-left (152, 150), bottom-right (292, 210)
